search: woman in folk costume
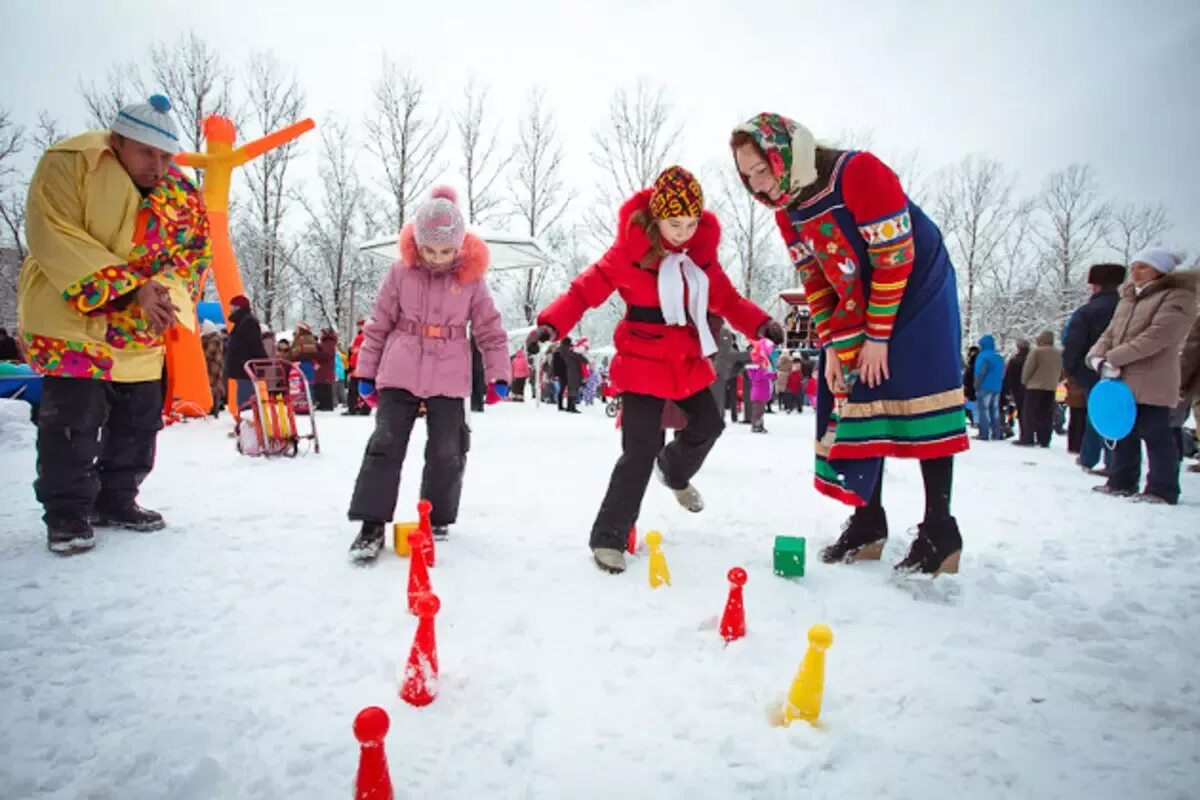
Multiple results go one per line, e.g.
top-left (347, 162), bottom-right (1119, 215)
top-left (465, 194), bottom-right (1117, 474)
top-left (731, 114), bottom-right (969, 576)
top-left (528, 166), bottom-right (782, 574)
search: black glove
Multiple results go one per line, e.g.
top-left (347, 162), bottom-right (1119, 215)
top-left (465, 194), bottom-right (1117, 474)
top-left (758, 319), bottom-right (785, 345)
top-left (525, 324), bottom-right (555, 355)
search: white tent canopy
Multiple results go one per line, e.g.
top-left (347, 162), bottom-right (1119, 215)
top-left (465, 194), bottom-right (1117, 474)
top-left (359, 230), bottom-right (550, 272)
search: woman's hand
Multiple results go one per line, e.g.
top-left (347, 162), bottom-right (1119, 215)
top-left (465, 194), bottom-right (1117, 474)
top-left (857, 340), bottom-right (890, 388)
top-left (824, 346), bottom-right (847, 394)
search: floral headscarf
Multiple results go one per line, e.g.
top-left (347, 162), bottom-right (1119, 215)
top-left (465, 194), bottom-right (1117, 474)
top-left (731, 113), bottom-right (818, 209)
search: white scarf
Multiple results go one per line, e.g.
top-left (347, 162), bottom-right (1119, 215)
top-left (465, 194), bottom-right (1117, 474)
top-left (658, 252), bottom-right (717, 357)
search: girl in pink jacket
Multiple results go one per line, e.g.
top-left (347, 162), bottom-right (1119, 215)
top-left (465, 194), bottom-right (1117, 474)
top-left (347, 186), bottom-right (510, 560)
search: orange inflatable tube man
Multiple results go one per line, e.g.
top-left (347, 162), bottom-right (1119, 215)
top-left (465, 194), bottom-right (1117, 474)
top-left (167, 115), bottom-right (315, 418)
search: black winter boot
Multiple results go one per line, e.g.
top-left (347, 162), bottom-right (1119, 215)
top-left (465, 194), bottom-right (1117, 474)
top-left (94, 503), bottom-right (165, 532)
top-left (47, 515), bottom-right (96, 555)
top-left (821, 509), bottom-right (888, 564)
top-left (349, 521), bottom-right (386, 562)
top-left (895, 516), bottom-right (962, 576)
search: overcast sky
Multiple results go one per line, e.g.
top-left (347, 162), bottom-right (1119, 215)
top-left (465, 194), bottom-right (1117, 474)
top-left (2, 0), bottom-right (1198, 252)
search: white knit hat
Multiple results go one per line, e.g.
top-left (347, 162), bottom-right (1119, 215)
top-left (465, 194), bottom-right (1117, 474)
top-left (110, 94), bottom-right (181, 154)
top-left (1131, 246), bottom-right (1186, 275)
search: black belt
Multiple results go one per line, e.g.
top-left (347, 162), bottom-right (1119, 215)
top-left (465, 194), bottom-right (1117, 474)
top-left (625, 305), bottom-right (667, 324)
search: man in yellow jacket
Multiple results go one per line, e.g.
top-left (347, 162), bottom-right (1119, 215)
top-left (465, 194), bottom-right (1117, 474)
top-left (18, 94), bottom-right (211, 554)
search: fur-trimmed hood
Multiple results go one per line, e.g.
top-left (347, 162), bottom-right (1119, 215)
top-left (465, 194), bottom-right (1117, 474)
top-left (398, 223), bottom-right (490, 283)
top-left (613, 189), bottom-right (722, 268)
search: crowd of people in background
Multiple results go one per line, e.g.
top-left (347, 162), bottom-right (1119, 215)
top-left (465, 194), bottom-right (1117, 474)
top-left (966, 251), bottom-right (1199, 505)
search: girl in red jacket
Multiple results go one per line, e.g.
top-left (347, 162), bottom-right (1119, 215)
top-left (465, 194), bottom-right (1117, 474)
top-left (528, 166), bottom-right (782, 573)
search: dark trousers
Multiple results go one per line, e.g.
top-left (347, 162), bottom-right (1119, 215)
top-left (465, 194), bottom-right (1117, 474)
top-left (725, 378), bottom-right (739, 423)
top-left (859, 456), bottom-right (954, 523)
top-left (512, 376), bottom-right (527, 401)
top-left (348, 388), bottom-right (469, 526)
top-left (313, 382), bottom-right (334, 411)
top-left (1021, 389), bottom-right (1056, 446)
top-left (346, 377), bottom-right (368, 414)
top-left (1108, 404), bottom-right (1180, 503)
top-left (589, 389), bottom-right (724, 550)
top-left (1067, 407), bottom-right (1087, 454)
top-left (34, 376), bottom-right (163, 521)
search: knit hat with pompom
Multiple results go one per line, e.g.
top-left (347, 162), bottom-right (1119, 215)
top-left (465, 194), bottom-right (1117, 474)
top-left (413, 186), bottom-right (466, 249)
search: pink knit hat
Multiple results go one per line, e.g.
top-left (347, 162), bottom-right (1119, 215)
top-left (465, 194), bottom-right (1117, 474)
top-left (413, 185), bottom-right (465, 249)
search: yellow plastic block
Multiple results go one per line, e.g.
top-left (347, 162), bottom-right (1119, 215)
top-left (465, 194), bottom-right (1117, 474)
top-left (645, 530), bottom-right (670, 588)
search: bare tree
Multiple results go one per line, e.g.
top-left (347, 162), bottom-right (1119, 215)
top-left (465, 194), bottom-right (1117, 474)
top-left (455, 79), bottom-right (511, 226)
top-left (290, 119), bottom-right (373, 339)
top-left (0, 108), bottom-right (26, 323)
top-left (714, 166), bottom-right (786, 305)
top-left (1035, 163), bottom-right (1110, 314)
top-left (363, 57), bottom-right (446, 231)
top-left (975, 198), bottom-right (1059, 345)
top-left (932, 156), bottom-right (1015, 343)
top-left (31, 112), bottom-right (64, 151)
top-left (236, 51), bottom-right (306, 329)
top-left (1105, 201), bottom-right (1171, 266)
top-left (511, 87), bottom-right (570, 323)
top-left (79, 63), bottom-right (145, 129)
top-left (148, 31), bottom-right (234, 152)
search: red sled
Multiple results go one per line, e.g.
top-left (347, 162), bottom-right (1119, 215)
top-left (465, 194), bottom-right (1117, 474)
top-left (234, 358), bottom-right (321, 457)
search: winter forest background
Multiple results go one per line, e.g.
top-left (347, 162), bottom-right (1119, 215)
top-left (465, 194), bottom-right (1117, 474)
top-left (0, 30), bottom-right (1194, 351)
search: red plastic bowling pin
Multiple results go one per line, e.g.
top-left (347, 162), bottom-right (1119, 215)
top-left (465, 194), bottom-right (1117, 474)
top-left (353, 706), bottom-right (394, 800)
top-left (627, 525), bottom-right (637, 555)
top-left (719, 567), bottom-right (747, 643)
top-left (407, 530), bottom-right (431, 615)
top-left (417, 499), bottom-right (436, 567)
top-left (399, 592), bottom-right (441, 707)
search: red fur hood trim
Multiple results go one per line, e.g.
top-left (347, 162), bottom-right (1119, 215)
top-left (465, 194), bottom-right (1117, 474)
top-left (613, 189), bottom-right (722, 266)
top-left (398, 224), bottom-right (490, 283)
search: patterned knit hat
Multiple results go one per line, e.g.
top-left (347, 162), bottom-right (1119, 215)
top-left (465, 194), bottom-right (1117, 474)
top-left (413, 186), bottom-right (466, 249)
top-left (110, 94), bottom-right (181, 154)
top-left (649, 166), bottom-right (704, 220)
top-left (731, 113), bottom-right (818, 209)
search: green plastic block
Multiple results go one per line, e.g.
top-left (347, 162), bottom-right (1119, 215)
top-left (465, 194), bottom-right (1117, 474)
top-left (773, 536), bottom-right (806, 577)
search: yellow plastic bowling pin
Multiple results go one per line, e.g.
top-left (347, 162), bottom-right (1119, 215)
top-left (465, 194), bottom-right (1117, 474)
top-left (393, 522), bottom-right (416, 557)
top-left (782, 624), bottom-right (833, 727)
top-left (645, 530), bottom-right (671, 588)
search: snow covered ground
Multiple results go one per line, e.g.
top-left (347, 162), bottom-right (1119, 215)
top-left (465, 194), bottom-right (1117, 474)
top-left (1, 397), bottom-right (1198, 799)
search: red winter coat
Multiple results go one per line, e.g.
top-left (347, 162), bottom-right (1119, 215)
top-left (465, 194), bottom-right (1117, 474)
top-left (348, 331), bottom-right (365, 374)
top-left (538, 190), bottom-right (770, 400)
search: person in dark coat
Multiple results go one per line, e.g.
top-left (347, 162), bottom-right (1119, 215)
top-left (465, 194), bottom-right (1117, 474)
top-left (562, 338), bottom-right (584, 413)
top-left (0, 327), bottom-right (19, 361)
top-left (552, 336), bottom-right (572, 411)
top-left (312, 328), bottom-right (338, 411)
top-left (223, 295), bottom-right (268, 409)
top-left (1062, 263), bottom-right (1126, 472)
top-left (724, 342), bottom-right (749, 423)
top-left (962, 345), bottom-right (980, 424)
top-left (1003, 339), bottom-right (1030, 442)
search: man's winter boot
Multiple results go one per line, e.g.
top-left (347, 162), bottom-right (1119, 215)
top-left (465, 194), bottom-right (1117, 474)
top-left (349, 522), bottom-right (386, 561)
top-left (821, 510), bottom-right (888, 564)
top-left (432, 525), bottom-right (450, 541)
top-left (592, 547), bottom-right (627, 574)
top-left (47, 515), bottom-right (96, 555)
top-left (895, 516), bottom-right (962, 576)
top-left (94, 503), bottom-right (166, 532)
top-left (656, 458), bottom-right (704, 513)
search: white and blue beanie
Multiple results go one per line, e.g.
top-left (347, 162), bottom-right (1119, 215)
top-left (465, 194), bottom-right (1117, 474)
top-left (110, 94), bottom-right (181, 154)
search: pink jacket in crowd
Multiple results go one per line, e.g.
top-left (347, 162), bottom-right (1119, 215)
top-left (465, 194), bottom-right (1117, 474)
top-left (511, 350), bottom-right (530, 379)
top-left (356, 225), bottom-right (510, 398)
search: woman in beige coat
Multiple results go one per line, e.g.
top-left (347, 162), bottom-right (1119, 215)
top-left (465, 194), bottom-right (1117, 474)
top-left (1015, 330), bottom-right (1063, 447)
top-left (1088, 247), bottom-right (1198, 504)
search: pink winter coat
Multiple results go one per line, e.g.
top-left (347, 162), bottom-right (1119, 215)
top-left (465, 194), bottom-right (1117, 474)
top-left (511, 350), bottom-right (530, 379)
top-left (748, 366), bottom-right (776, 403)
top-left (356, 226), bottom-right (510, 398)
